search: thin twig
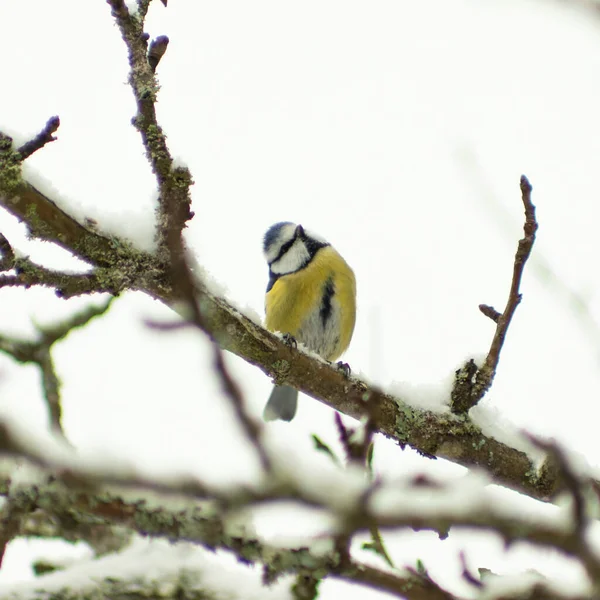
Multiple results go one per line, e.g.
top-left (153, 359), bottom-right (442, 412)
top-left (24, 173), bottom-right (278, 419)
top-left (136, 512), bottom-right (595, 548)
top-left (452, 175), bottom-right (537, 412)
top-left (0, 298), bottom-right (113, 435)
top-left (16, 116), bottom-right (60, 160)
top-left (478, 175), bottom-right (537, 387)
top-left (36, 297), bottom-right (115, 344)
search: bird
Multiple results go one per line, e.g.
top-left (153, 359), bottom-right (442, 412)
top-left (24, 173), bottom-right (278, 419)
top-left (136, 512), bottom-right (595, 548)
top-left (262, 222), bottom-right (356, 421)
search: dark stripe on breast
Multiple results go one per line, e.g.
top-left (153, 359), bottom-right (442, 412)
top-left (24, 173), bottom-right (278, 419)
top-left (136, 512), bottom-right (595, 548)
top-left (320, 277), bottom-right (335, 327)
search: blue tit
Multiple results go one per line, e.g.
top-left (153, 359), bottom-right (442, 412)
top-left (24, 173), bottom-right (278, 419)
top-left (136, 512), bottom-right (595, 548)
top-left (262, 222), bottom-right (356, 421)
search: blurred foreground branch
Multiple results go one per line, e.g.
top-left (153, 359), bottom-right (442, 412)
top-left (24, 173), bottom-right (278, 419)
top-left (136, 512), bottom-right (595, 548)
top-left (0, 437), bottom-right (596, 600)
top-left (0, 430), bottom-right (597, 600)
top-left (0, 298), bottom-right (113, 435)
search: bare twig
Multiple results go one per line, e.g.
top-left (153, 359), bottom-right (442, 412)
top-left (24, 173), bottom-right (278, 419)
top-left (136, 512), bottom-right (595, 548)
top-left (16, 116), bottom-right (60, 160)
top-left (148, 35), bottom-right (169, 72)
top-left (0, 298), bottom-right (113, 435)
top-left (476, 175), bottom-right (537, 392)
top-left (36, 298), bottom-right (115, 344)
top-left (452, 175), bottom-right (537, 413)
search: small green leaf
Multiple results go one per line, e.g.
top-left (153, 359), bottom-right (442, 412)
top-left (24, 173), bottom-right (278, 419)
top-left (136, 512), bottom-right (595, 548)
top-left (311, 434), bottom-right (340, 465)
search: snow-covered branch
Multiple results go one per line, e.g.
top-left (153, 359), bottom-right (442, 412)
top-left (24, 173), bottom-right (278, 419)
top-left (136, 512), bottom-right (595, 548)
top-left (0, 128), bottom-right (584, 503)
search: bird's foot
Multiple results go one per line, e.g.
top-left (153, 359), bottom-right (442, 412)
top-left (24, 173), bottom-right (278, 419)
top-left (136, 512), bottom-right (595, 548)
top-left (336, 361), bottom-right (351, 377)
top-left (282, 333), bottom-right (298, 349)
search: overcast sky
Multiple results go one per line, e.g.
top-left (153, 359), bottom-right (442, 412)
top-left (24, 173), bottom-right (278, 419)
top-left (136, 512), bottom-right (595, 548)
top-left (1, 0), bottom-right (600, 596)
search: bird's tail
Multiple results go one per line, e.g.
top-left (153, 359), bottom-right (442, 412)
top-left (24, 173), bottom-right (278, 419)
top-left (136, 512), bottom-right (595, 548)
top-left (263, 385), bottom-right (298, 421)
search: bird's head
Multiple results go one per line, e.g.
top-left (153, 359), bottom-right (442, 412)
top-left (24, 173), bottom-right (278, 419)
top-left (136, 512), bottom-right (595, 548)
top-left (263, 222), bottom-right (328, 275)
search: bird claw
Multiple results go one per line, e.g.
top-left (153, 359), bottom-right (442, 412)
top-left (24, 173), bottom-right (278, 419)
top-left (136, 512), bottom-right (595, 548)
top-left (282, 333), bottom-right (298, 349)
top-left (336, 361), bottom-right (351, 377)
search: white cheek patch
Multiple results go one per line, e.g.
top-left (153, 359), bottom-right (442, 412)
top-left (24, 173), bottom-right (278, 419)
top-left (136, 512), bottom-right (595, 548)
top-left (270, 240), bottom-right (310, 274)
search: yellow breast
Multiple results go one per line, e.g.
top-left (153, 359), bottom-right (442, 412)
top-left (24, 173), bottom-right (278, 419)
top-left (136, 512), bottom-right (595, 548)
top-left (265, 246), bottom-right (356, 360)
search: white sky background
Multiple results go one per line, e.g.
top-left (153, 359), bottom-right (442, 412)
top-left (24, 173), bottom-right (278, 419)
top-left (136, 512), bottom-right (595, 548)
top-left (1, 0), bottom-right (600, 596)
